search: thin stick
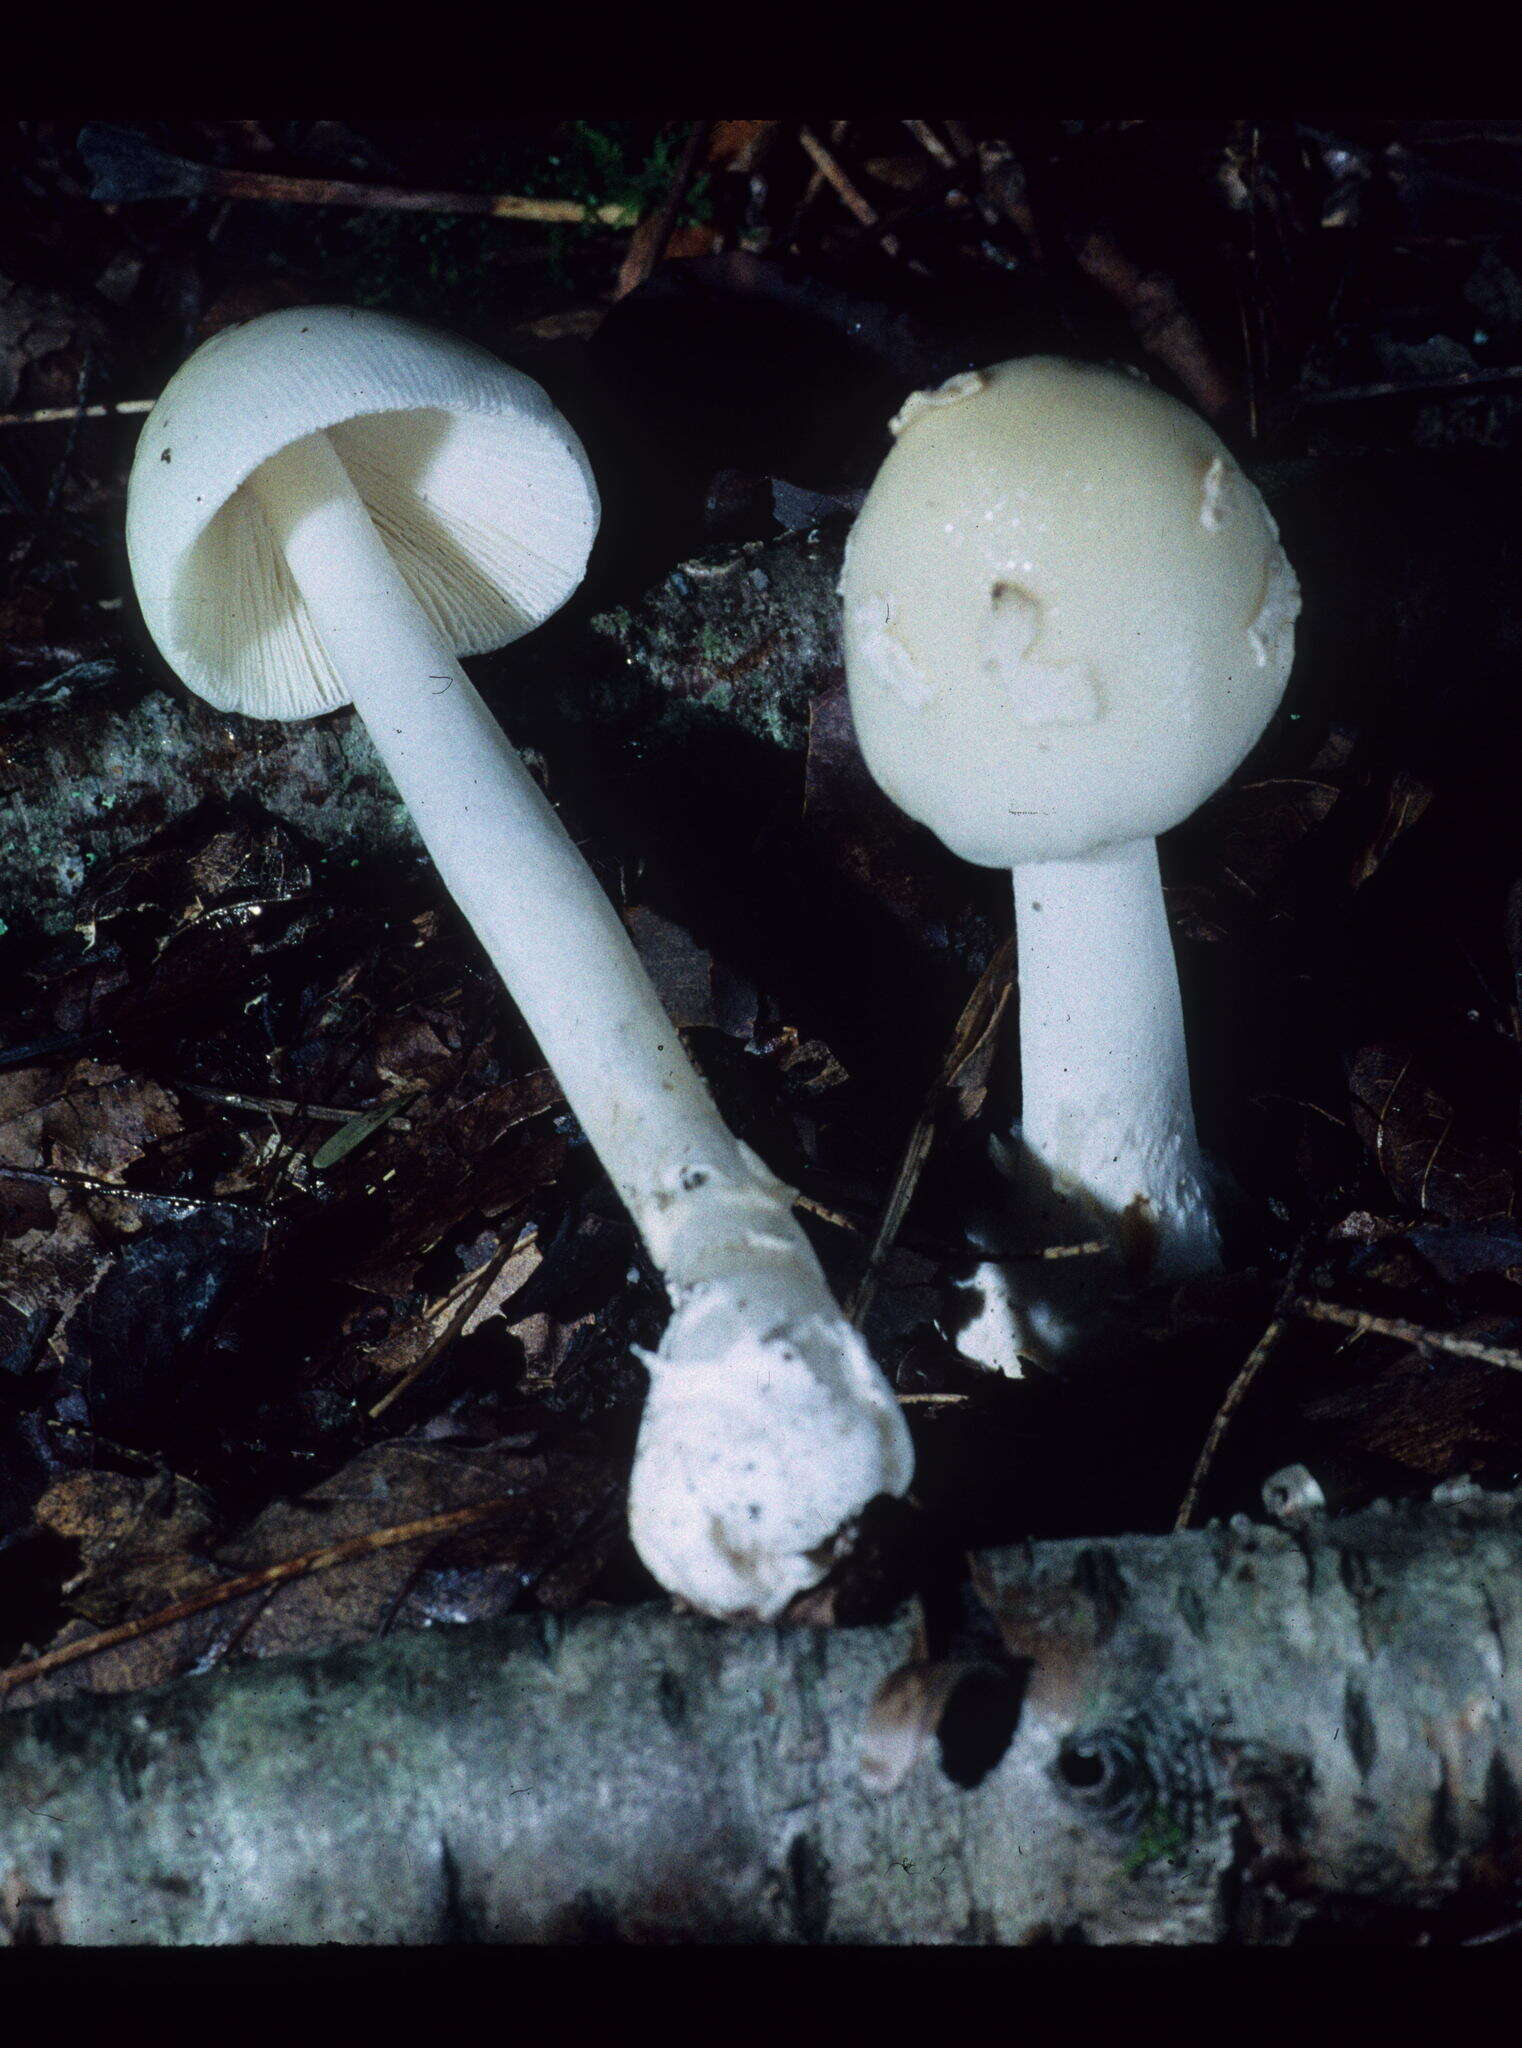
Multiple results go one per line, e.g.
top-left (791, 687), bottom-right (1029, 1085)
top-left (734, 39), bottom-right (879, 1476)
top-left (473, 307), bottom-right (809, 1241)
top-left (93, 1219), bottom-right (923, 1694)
top-left (1176, 1239), bottom-right (1315, 1530)
top-left (615, 119), bottom-right (711, 299)
top-left (1284, 363), bottom-right (1522, 410)
top-left (798, 118), bottom-right (849, 212)
top-left (367, 1232), bottom-right (526, 1421)
top-left (848, 940), bottom-right (1014, 1328)
top-left (82, 131), bottom-right (638, 226)
top-left (177, 1080), bottom-right (411, 1129)
top-left (0, 399), bottom-right (152, 430)
top-left (0, 1497), bottom-right (525, 1698)
top-left (0, 1161), bottom-right (254, 1216)
top-left (1175, 1314), bottom-right (1291, 1531)
top-left (797, 125), bottom-right (901, 256)
top-left (1289, 1295), bottom-right (1522, 1372)
top-left (901, 120), bottom-right (956, 171)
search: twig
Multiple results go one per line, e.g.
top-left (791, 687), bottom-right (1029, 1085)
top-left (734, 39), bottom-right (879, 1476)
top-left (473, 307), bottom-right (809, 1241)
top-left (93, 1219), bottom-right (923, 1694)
top-left (797, 118), bottom-right (849, 214)
top-left (1176, 1239), bottom-right (1315, 1530)
top-left (0, 1161), bottom-right (255, 1216)
top-left (1175, 1316), bottom-right (1291, 1532)
top-left (1289, 1296), bottom-right (1522, 1372)
top-left (77, 126), bottom-right (637, 226)
top-left (848, 940), bottom-right (1014, 1328)
top-left (901, 120), bottom-right (956, 171)
top-left (797, 125), bottom-right (901, 257)
top-left (794, 1193), bottom-right (862, 1235)
top-left (615, 119), bottom-right (711, 299)
top-left (367, 1231), bottom-right (526, 1421)
top-left (0, 1497), bottom-right (526, 1698)
top-left (0, 398), bottom-right (152, 431)
top-left (1282, 364), bottom-right (1522, 411)
top-left (177, 1080), bottom-right (412, 1130)
top-left (1071, 230), bottom-right (1237, 419)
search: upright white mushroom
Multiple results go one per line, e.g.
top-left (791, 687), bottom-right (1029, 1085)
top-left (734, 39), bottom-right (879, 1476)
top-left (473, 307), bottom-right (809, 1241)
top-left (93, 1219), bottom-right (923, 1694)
top-left (126, 305), bottom-right (912, 1619)
top-left (839, 358), bottom-right (1299, 1354)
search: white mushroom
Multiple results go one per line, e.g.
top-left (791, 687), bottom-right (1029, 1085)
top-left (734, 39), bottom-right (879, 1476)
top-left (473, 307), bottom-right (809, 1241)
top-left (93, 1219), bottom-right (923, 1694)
top-left (126, 304), bottom-right (912, 1619)
top-left (840, 358), bottom-right (1299, 1354)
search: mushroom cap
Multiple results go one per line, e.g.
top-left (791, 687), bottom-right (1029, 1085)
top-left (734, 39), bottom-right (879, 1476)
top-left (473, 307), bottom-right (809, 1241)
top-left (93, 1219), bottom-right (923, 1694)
top-left (126, 305), bottom-right (600, 720)
top-left (839, 357), bottom-right (1299, 867)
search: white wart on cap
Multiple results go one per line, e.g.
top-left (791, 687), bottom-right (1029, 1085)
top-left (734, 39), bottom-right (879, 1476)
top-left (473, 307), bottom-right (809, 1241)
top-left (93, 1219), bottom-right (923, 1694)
top-left (127, 304), bottom-right (598, 719)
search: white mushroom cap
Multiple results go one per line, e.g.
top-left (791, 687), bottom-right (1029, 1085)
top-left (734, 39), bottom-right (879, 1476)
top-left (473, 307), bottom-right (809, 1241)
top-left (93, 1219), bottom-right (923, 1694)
top-left (126, 305), bottom-right (598, 720)
top-left (839, 357), bottom-right (1299, 869)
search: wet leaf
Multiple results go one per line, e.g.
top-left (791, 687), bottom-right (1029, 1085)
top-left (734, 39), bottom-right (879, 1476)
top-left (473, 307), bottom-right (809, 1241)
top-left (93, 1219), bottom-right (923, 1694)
top-left (311, 1089), bottom-right (423, 1171)
top-left (1348, 1044), bottom-right (1518, 1221)
top-left (0, 1060), bottom-right (181, 1179)
top-left (1170, 773), bottom-right (1344, 942)
top-left (79, 812), bottom-right (312, 947)
top-left (1348, 768), bottom-right (1434, 888)
top-left (1, 1434), bottom-right (626, 1711)
top-left (58, 1207), bottom-right (271, 1443)
top-left (1302, 1320), bottom-right (1522, 1480)
top-left (802, 677), bottom-right (968, 944)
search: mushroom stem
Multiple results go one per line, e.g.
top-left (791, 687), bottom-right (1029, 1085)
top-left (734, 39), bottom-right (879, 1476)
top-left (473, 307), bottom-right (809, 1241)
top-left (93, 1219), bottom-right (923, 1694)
top-left (1009, 834), bottom-right (1220, 1282)
top-left (244, 429), bottom-right (912, 1618)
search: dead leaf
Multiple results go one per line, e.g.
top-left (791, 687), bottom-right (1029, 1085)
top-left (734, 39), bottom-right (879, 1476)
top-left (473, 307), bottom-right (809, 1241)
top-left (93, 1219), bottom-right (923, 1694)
top-left (2, 1430), bottom-right (624, 1713)
top-left (1349, 1044), bottom-right (1518, 1221)
top-left (1349, 769), bottom-right (1434, 888)
top-left (0, 1061), bottom-right (182, 1180)
top-left (802, 677), bottom-right (967, 941)
top-left (1302, 1318), bottom-right (1522, 1479)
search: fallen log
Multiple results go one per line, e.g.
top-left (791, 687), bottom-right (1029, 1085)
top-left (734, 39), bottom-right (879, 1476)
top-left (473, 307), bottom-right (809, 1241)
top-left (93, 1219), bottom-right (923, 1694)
top-left (2, 1477), bottom-right (1519, 1944)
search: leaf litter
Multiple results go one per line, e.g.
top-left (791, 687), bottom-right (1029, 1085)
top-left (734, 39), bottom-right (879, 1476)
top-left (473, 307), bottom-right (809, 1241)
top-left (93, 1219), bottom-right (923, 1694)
top-left (6, 118), bottom-right (1522, 1721)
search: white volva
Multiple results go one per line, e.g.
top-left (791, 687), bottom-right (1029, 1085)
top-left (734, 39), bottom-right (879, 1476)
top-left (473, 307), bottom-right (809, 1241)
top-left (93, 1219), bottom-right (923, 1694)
top-left (127, 306), bottom-right (912, 1619)
top-left (840, 357), bottom-right (1299, 1356)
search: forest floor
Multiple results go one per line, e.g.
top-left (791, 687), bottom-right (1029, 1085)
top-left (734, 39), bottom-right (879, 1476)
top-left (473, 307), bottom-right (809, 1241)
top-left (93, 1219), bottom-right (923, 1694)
top-left (4, 124), bottom-right (1522, 1920)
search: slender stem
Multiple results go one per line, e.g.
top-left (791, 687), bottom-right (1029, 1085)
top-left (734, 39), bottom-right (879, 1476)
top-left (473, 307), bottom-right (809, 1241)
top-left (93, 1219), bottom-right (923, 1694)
top-left (244, 430), bottom-right (912, 1616)
top-left (245, 431), bottom-right (793, 1279)
top-left (1011, 835), bottom-right (1219, 1280)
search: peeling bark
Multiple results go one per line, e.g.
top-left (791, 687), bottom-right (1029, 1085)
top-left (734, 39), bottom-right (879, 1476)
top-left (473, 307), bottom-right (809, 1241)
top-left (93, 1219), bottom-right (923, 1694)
top-left (0, 525), bottom-right (846, 945)
top-left (2, 1482), bottom-right (1520, 1945)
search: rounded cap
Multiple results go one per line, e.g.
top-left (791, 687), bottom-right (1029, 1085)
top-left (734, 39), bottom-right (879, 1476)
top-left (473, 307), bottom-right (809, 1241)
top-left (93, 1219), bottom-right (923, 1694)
top-left (126, 305), bottom-right (600, 720)
top-left (839, 358), bottom-right (1299, 867)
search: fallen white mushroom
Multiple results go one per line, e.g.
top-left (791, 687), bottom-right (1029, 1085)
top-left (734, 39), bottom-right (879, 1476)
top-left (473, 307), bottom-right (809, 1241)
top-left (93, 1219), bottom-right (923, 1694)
top-left (126, 304), bottom-right (912, 1619)
top-left (840, 357), bottom-right (1299, 1358)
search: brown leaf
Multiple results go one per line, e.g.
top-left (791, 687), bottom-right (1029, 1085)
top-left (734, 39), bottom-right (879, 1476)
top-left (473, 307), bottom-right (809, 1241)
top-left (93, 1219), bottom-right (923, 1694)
top-left (80, 812), bottom-right (312, 947)
top-left (0, 274), bottom-right (91, 409)
top-left (0, 1208), bottom-right (108, 1374)
top-left (1170, 776), bottom-right (1343, 942)
top-left (3, 1436), bottom-right (622, 1711)
top-left (705, 121), bottom-right (778, 173)
top-left (35, 1470), bottom-right (221, 1627)
top-left (802, 678), bottom-right (965, 941)
top-left (1349, 1044), bottom-right (1518, 1221)
top-left (1349, 768), bottom-right (1434, 889)
top-left (625, 904), bottom-right (719, 1029)
top-left (1303, 1320), bottom-right (1522, 1479)
top-left (0, 1061), bottom-right (182, 1179)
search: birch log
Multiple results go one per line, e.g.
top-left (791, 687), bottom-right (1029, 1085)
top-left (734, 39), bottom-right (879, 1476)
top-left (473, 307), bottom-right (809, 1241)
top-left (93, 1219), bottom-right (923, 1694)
top-left (2, 1477), bottom-right (1520, 1944)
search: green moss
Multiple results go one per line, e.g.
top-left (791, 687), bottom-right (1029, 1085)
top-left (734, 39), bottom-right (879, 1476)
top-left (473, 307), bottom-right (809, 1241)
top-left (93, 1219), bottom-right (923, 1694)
top-left (1122, 1807), bottom-right (1189, 1876)
top-left (527, 121), bottom-right (713, 231)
